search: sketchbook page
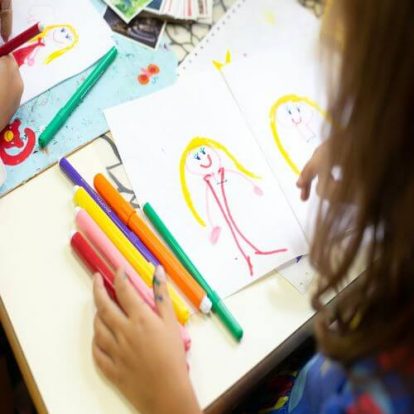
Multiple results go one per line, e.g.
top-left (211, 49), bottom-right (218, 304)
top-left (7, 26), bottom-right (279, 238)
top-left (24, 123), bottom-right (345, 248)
top-left (222, 47), bottom-right (328, 240)
top-left (179, 0), bottom-right (320, 74)
top-left (105, 70), bottom-right (308, 298)
top-left (11, 0), bottom-right (114, 105)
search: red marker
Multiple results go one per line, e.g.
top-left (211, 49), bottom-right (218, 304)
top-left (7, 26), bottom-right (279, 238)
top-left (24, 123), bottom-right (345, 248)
top-left (70, 231), bottom-right (117, 302)
top-left (0, 22), bottom-right (43, 57)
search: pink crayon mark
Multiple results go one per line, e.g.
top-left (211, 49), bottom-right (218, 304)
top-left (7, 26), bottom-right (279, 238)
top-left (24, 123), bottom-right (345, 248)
top-left (205, 174), bottom-right (254, 276)
top-left (210, 226), bottom-right (221, 244)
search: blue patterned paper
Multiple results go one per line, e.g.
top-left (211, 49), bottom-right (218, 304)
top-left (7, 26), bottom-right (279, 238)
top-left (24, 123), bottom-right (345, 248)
top-left (0, 33), bottom-right (177, 196)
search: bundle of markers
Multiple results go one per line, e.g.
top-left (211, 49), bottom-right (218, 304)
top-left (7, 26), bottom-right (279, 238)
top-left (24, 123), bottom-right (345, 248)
top-left (60, 157), bottom-right (243, 350)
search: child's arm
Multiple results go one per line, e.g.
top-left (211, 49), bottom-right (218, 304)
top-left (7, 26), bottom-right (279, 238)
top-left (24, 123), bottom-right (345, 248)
top-left (0, 55), bottom-right (23, 130)
top-left (93, 267), bottom-right (202, 414)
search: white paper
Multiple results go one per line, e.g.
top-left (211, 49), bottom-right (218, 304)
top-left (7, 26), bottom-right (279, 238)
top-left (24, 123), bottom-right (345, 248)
top-left (179, 0), bottom-right (320, 74)
top-left (12, 0), bottom-right (114, 104)
top-left (106, 70), bottom-right (308, 297)
top-left (222, 46), bottom-right (328, 240)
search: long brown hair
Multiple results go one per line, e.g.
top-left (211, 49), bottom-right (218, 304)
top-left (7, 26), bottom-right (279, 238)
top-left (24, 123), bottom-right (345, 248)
top-left (311, 0), bottom-right (414, 367)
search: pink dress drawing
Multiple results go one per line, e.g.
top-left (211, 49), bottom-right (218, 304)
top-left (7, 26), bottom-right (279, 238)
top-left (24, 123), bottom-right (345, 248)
top-left (13, 39), bottom-right (45, 67)
top-left (186, 145), bottom-right (287, 276)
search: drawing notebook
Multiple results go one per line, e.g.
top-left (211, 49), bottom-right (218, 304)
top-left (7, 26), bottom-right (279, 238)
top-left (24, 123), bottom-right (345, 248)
top-left (179, 0), bottom-right (320, 75)
top-left (105, 68), bottom-right (310, 298)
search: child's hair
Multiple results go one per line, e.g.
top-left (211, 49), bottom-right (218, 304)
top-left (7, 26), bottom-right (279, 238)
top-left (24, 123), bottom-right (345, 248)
top-left (179, 137), bottom-right (259, 227)
top-left (32, 24), bottom-right (79, 64)
top-left (312, 0), bottom-right (414, 368)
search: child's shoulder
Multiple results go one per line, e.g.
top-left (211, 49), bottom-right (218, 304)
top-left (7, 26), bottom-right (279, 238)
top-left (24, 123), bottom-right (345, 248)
top-left (287, 352), bottom-right (414, 414)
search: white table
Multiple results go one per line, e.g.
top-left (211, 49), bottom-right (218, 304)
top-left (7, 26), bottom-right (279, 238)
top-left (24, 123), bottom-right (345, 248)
top-left (0, 137), bottom-right (320, 413)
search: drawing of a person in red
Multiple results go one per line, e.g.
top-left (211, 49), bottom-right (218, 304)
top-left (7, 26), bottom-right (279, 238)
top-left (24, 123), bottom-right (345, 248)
top-left (181, 137), bottom-right (287, 276)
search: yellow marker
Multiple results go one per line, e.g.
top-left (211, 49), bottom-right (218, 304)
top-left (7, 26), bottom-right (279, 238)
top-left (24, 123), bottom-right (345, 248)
top-left (73, 186), bottom-right (190, 324)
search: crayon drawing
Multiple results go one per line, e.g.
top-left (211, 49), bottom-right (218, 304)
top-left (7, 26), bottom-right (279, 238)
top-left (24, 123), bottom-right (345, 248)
top-left (13, 25), bottom-right (79, 67)
top-left (0, 120), bottom-right (36, 166)
top-left (269, 94), bottom-right (326, 175)
top-left (180, 137), bottom-right (287, 276)
top-left (12, 0), bottom-right (113, 104)
top-left (212, 50), bottom-right (232, 71)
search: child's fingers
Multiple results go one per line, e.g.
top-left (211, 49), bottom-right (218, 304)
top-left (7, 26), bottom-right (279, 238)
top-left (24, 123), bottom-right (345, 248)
top-left (153, 266), bottom-right (176, 324)
top-left (92, 339), bottom-right (117, 383)
top-left (0, 0), bottom-right (12, 42)
top-left (93, 273), bottom-right (127, 332)
top-left (94, 314), bottom-right (118, 354)
top-left (114, 269), bottom-right (151, 320)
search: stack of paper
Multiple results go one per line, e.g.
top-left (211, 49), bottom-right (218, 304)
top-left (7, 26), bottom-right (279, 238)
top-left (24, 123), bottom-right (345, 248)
top-left (104, 0), bottom-right (213, 24)
top-left (154, 0), bottom-right (213, 22)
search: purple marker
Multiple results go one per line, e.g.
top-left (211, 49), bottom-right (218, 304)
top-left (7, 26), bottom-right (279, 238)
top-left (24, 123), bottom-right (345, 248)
top-left (59, 157), bottom-right (159, 266)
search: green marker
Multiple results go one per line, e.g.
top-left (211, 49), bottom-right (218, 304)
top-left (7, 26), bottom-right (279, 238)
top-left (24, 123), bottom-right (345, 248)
top-left (39, 46), bottom-right (118, 148)
top-left (143, 202), bottom-right (244, 342)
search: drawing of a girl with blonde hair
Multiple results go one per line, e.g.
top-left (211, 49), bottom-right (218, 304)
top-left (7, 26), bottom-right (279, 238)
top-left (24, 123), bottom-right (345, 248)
top-left (270, 94), bottom-right (326, 175)
top-left (13, 24), bottom-right (79, 67)
top-left (180, 137), bottom-right (287, 276)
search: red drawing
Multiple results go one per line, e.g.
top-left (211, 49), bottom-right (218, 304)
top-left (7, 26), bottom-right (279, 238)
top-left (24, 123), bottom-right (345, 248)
top-left (13, 38), bottom-right (45, 67)
top-left (137, 64), bottom-right (160, 85)
top-left (0, 119), bottom-right (36, 166)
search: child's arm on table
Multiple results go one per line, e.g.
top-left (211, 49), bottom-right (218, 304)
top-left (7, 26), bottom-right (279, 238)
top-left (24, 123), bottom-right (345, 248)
top-left (93, 267), bottom-right (202, 414)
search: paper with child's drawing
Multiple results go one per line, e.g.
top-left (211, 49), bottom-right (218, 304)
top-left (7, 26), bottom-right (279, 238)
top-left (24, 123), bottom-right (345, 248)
top-left (106, 70), bottom-right (308, 297)
top-left (179, 0), bottom-right (321, 74)
top-left (222, 49), bottom-right (328, 240)
top-left (11, 0), bottom-right (113, 104)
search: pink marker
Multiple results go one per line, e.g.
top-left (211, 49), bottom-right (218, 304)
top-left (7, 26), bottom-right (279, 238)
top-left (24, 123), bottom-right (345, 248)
top-left (75, 207), bottom-right (191, 351)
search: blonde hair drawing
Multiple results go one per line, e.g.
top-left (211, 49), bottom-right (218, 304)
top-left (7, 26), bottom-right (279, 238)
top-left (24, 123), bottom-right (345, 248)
top-left (269, 94), bottom-right (326, 175)
top-left (180, 137), bottom-right (260, 227)
top-left (32, 24), bottom-right (79, 64)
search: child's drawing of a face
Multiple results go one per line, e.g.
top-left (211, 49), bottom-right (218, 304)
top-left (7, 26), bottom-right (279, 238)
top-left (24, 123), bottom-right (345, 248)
top-left (50, 26), bottom-right (74, 45)
top-left (276, 101), bottom-right (313, 128)
top-left (186, 146), bottom-right (221, 176)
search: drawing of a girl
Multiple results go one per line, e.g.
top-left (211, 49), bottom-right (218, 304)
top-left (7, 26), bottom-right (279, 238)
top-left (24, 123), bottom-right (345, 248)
top-left (180, 137), bottom-right (287, 276)
top-left (270, 94), bottom-right (326, 175)
top-left (13, 24), bottom-right (79, 67)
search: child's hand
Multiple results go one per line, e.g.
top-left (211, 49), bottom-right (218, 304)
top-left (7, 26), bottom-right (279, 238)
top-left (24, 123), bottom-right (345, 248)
top-left (0, 0), bottom-right (12, 42)
top-left (92, 267), bottom-right (201, 414)
top-left (296, 141), bottom-right (338, 201)
top-left (0, 55), bottom-right (23, 130)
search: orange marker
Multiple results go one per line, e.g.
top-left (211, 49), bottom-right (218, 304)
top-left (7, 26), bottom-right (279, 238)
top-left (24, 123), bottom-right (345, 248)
top-left (94, 174), bottom-right (212, 314)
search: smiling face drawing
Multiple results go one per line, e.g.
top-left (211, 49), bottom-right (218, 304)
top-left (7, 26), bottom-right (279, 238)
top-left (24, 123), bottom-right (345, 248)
top-left (186, 146), bottom-right (221, 176)
top-left (270, 94), bottom-right (326, 175)
top-left (277, 101), bottom-right (314, 128)
top-left (51, 26), bottom-right (74, 45)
